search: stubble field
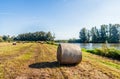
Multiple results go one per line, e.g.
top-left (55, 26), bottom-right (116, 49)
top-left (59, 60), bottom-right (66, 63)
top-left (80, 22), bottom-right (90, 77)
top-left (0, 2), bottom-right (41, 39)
top-left (0, 42), bottom-right (119, 79)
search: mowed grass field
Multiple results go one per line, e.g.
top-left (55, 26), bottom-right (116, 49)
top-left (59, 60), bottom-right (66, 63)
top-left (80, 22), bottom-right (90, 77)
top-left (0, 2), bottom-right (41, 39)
top-left (0, 43), bottom-right (120, 79)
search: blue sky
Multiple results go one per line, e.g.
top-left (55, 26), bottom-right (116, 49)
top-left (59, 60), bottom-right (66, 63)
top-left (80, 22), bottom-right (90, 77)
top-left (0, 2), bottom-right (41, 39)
top-left (0, 0), bottom-right (120, 39)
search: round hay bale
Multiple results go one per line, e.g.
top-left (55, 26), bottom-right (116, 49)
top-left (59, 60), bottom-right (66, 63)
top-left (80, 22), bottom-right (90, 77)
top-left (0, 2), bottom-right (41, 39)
top-left (57, 43), bottom-right (82, 64)
top-left (13, 42), bottom-right (16, 45)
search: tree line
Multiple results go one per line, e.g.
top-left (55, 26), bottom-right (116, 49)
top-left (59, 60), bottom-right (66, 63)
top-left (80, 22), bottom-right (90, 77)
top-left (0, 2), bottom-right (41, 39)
top-left (0, 31), bottom-right (55, 42)
top-left (0, 24), bottom-right (120, 43)
top-left (0, 35), bottom-right (13, 42)
top-left (79, 24), bottom-right (120, 43)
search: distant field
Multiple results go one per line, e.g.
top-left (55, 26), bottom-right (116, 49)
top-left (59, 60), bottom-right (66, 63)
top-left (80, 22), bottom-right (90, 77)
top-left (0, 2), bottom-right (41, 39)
top-left (0, 43), bottom-right (120, 79)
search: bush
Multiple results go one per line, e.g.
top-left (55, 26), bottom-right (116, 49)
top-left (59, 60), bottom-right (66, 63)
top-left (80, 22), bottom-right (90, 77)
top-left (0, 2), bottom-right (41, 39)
top-left (108, 48), bottom-right (120, 60)
top-left (0, 37), bottom-right (3, 42)
top-left (86, 47), bottom-right (120, 60)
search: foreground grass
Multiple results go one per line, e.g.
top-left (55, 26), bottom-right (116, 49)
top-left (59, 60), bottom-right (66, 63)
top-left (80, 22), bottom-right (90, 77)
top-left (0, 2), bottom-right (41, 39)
top-left (0, 43), bottom-right (119, 79)
top-left (0, 65), bottom-right (4, 79)
top-left (82, 48), bottom-right (120, 70)
top-left (83, 51), bottom-right (120, 78)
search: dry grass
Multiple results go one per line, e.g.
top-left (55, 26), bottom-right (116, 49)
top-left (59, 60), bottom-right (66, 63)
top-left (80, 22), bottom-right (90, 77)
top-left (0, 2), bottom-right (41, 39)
top-left (0, 43), bottom-right (119, 79)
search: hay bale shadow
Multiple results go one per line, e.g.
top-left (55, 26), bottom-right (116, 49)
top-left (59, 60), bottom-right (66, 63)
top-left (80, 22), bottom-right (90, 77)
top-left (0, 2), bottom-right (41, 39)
top-left (29, 61), bottom-right (77, 69)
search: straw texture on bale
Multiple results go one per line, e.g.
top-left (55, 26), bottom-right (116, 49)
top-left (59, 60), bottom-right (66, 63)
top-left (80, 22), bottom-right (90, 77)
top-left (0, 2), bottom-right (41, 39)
top-left (57, 44), bottom-right (82, 64)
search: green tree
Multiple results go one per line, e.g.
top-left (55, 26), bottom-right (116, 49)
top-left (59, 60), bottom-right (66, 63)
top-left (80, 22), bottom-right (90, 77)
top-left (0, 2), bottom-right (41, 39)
top-left (100, 25), bottom-right (108, 43)
top-left (2, 35), bottom-right (9, 41)
top-left (46, 32), bottom-right (54, 41)
top-left (15, 31), bottom-right (55, 41)
top-left (91, 27), bottom-right (100, 43)
top-left (87, 30), bottom-right (90, 42)
top-left (79, 28), bottom-right (88, 43)
top-left (109, 24), bottom-right (120, 43)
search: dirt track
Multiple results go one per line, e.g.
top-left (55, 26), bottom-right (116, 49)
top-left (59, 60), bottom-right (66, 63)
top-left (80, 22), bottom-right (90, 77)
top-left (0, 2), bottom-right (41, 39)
top-left (0, 43), bottom-right (120, 79)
